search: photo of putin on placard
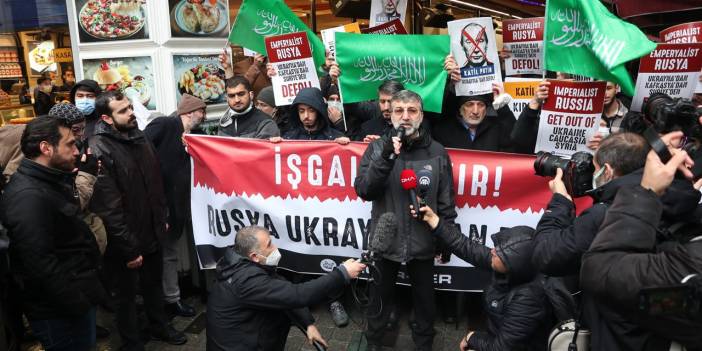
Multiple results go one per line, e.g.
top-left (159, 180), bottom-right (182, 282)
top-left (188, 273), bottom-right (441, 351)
top-left (372, 0), bottom-right (402, 25)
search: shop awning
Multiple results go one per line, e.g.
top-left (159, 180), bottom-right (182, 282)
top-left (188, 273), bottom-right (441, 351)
top-left (0, 0), bottom-right (68, 32)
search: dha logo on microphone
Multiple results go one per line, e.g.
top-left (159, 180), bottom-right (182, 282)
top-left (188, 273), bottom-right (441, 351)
top-left (320, 259), bottom-right (337, 272)
top-left (419, 176), bottom-right (430, 186)
top-left (400, 175), bottom-right (416, 184)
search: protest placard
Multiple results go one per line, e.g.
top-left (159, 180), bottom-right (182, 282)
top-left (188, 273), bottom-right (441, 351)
top-left (503, 18), bottom-right (544, 76)
top-left (504, 77), bottom-right (541, 118)
top-left (265, 32), bottom-right (321, 106)
top-left (535, 80), bottom-right (606, 157)
top-left (448, 18), bottom-right (502, 96)
top-left (320, 23), bottom-right (361, 61)
top-left (369, 0), bottom-right (408, 27)
top-left (661, 22), bottom-right (702, 93)
top-left (361, 18), bottom-right (408, 35)
top-left (631, 43), bottom-right (702, 112)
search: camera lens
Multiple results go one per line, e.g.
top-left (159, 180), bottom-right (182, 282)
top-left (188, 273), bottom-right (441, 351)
top-left (534, 151), bottom-right (570, 177)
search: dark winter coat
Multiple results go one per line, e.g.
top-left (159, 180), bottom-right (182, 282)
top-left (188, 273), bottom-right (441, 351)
top-left (510, 105), bottom-right (540, 154)
top-left (206, 248), bottom-right (350, 351)
top-left (434, 222), bottom-right (550, 351)
top-left (354, 126), bottom-right (457, 262)
top-left (70, 80), bottom-right (102, 139)
top-left (0, 159), bottom-right (104, 320)
top-left (144, 114), bottom-right (190, 239)
top-left (33, 88), bottom-right (55, 116)
top-left (282, 87), bottom-right (344, 141)
top-left (217, 105), bottom-right (280, 139)
top-left (581, 184), bottom-right (702, 350)
top-left (432, 106), bottom-right (516, 152)
top-left (359, 114), bottom-right (394, 140)
top-left (89, 121), bottom-right (167, 263)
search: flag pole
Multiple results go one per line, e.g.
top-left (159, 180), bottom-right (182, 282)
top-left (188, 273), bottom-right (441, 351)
top-left (541, 0), bottom-right (548, 80)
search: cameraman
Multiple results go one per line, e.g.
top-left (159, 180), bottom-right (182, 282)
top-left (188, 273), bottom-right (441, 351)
top-left (581, 132), bottom-right (702, 350)
top-left (533, 132), bottom-right (649, 277)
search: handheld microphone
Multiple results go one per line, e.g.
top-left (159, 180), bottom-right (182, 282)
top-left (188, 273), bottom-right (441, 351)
top-left (361, 212), bottom-right (397, 264)
top-left (416, 169), bottom-right (433, 218)
top-left (400, 169), bottom-right (420, 218)
top-left (388, 126), bottom-right (405, 160)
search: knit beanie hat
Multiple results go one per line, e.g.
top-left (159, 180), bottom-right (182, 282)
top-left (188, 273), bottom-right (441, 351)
top-left (457, 93), bottom-right (493, 108)
top-left (326, 84), bottom-right (340, 99)
top-left (256, 86), bottom-right (276, 107)
top-left (177, 94), bottom-right (207, 116)
top-left (49, 102), bottom-right (85, 125)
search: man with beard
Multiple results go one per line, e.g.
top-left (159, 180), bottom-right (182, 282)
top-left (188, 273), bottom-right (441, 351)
top-left (90, 91), bottom-right (187, 350)
top-left (374, 0), bottom-right (402, 24)
top-left (0, 117), bottom-right (105, 351)
top-left (144, 94), bottom-right (206, 319)
top-left (278, 87), bottom-right (349, 143)
top-left (357, 80), bottom-right (405, 142)
top-left (58, 68), bottom-right (76, 92)
top-left (355, 90), bottom-right (457, 351)
top-left (217, 76), bottom-right (279, 138)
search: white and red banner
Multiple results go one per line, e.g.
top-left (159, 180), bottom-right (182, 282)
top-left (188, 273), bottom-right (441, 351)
top-left (448, 17), bottom-right (502, 97)
top-left (265, 32), bottom-right (321, 106)
top-left (631, 43), bottom-right (702, 112)
top-left (535, 80), bottom-right (606, 157)
top-left (660, 22), bottom-right (702, 94)
top-left (361, 18), bottom-right (408, 35)
top-left (185, 136), bottom-right (591, 291)
top-left (503, 18), bottom-right (544, 76)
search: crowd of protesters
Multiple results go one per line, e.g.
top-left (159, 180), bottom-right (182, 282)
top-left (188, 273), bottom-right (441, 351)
top-left (1, 15), bottom-right (702, 351)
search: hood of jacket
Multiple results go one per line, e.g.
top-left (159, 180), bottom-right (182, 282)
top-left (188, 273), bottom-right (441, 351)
top-left (93, 119), bottom-right (145, 144)
top-left (289, 87), bottom-right (330, 132)
top-left (491, 226), bottom-right (538, 286)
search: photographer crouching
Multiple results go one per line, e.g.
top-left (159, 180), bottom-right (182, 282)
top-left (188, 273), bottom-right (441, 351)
top-left (581, 130), bottom-right (702, 350)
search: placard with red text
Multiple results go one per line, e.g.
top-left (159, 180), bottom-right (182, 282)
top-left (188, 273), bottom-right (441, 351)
top-left (503, 18), bottom-right (544, 76)
top-left (265, 32), bottom-right (321, 106)
top-left (660, 22), bottom-right (702, 94)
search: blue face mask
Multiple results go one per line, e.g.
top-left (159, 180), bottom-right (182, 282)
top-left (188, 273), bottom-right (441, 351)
top-left (75, 98), bottom-right (95, 115)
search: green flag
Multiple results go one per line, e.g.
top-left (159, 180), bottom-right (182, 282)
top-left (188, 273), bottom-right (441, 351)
top-left (228, 0), bottom-right (325, 72)
top-left (335, 32), bottom-right (449, 113)
top-left (544, 0), bottom-right (656, 96)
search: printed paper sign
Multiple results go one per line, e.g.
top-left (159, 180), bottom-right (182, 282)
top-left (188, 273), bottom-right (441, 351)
top-left (661, 22), bottom-right (702, 93)
top-left (320, 23), bottom-right (361, 61)
top-left (631, 43), bottom-right (702, 112)
top-left (504, 77), bottom-right (541, 118)
top-left (361, 18), bottom-right (408, 35)
top-left (369, 0), bottom-right (408, 27)
top-left (185, 136), bottom-right (592, 291)
top-left (448, 18), bottom-right (502, 96)
top-left (535, 80), bottom-right (606, 157)
top-left (503, 18), bottom-right (544, 76)
top-left (265, 32), bottom-right (321, 106)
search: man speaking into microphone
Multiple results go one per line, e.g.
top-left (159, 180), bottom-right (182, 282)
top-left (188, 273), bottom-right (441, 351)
top-left (355, 90), bottom-right (457, 351)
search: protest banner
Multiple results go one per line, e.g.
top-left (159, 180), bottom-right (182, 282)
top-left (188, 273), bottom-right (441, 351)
top-left (320, 23), bottom-right (361, 61)
top-left (660, 22), bottom-right (702, 94)
top-left (185, 136), bottom-right (591, 291)
top-left (503, 18), bottom-right (544, 76)
top-left (504, 77), bottom-right (541, 118)
top-left (535, 80), bottom-right (606, 157)
top-left (335, 32), bottom-right (449, 113)
top-left (361, 18), bottom-right (408, 35)
top-left (369, 0), bottom-right (408, 27)
top-left (448, 18), bottom-right (502, 96)
top-left (631, 43), bottom-right (702, 112)
top-left (265, 32), bottom-right (321, 106)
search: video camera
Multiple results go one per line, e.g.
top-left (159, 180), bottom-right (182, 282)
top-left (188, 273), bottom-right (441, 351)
top-left (534, 151), bottom-right (595, 197)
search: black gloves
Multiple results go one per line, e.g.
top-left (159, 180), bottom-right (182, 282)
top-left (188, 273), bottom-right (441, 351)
top-left (76, 153), bottom-right (99, 176)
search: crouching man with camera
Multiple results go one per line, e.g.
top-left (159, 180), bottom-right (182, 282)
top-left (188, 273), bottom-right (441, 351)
top-left (581, 131), bottom-right (702, 350)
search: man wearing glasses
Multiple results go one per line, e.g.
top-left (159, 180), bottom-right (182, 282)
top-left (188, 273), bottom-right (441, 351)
top-left (217, 76), bottom-right (280, 139)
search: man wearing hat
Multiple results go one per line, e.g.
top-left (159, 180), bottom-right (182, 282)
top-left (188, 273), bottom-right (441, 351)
top-left (144, 94), bottom-right (206, 318)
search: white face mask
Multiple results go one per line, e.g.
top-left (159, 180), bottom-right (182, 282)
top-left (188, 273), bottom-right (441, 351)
top-left (592, 166), bottom-right (608, 190)
top-left (260, 248), bottom-right (281, 266)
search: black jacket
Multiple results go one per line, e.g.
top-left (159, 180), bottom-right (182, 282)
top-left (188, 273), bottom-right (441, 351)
top-left (432, 106), bottom-right (516, 152)
top-left (581, 184), bottom-right (702, 350)
top-left (282, 87), bottom-right (344, 141)
top-left (510, 106), bottom-right (539, 154)
top-left (33, 89), bottom-right (55, 116)
top-left (354, 127), bottom-right (457, 262)
top-left (206, 248), bottom-right (349, 351)
top-left (89, 121), bottom-right (167, 262)
top-left (217, 105), bottom-right (280, 138)
top-left (144, 114), bottom-right (190, 239)
top-left (434, 222), bottom-right (550, 351)
top-left (0, 159), bottom-right (104, 320)
top-left (359, 114), bottom-right (393, 140)
top-left (70, 80), bottom-right (102, 139)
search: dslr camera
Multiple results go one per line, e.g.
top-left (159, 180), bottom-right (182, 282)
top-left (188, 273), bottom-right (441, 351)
top-left (644, 93), bottom-right (701, 137)
top-left (534, 151), bottom-right (594, 197)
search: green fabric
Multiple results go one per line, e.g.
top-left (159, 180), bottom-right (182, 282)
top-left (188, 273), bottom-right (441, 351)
top-left (544, 0), bottom-right (656, 96)
top-left (335, 32), bottom-right (449, 113)
top-left (228, 0), bottom-right (325, 73)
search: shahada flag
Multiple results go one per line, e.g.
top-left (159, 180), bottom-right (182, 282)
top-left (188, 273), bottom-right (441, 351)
top-left (335, 32), bottom-right (449, 113)
top-left (185, 136), bottom-right (592, 291)
top-left (228, 0), bottom-right (326, 73)
top-left (544, 0), bottom-right (656, 96)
